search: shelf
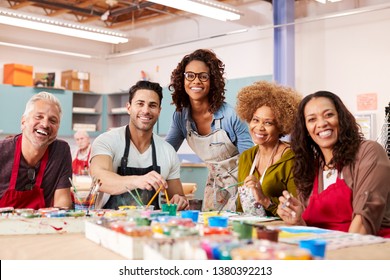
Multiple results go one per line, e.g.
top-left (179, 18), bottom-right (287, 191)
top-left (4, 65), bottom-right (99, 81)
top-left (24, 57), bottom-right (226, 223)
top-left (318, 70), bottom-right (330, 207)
top-left (106, 92), bottom-right (128, 129)
top-left (72, 92), bottom-right (103, 132)
top-left (34, 86), bottom-right (65, 91)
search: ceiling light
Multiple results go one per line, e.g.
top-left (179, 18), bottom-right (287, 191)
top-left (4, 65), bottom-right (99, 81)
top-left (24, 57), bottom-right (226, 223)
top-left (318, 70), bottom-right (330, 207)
top-left (148, 0), bottom-right (242, 21)
top-left (0, 41), bottom-right (93, 58)
top-left (0, 8), bottom-right (128, 44)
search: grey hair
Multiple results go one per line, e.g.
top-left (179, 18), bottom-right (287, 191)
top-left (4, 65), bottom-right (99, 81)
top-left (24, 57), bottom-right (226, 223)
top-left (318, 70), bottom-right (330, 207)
top-left (23, 91), bottom-right (62, 118)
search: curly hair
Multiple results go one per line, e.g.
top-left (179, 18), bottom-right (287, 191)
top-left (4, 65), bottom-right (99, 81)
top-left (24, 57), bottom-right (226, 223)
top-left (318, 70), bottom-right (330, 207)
top-left (169, 49), bottom-right (225, 113)
top-left (290, 91), bottom-right (364, 200)
top-left (235, 81), bottom-right (302, 137)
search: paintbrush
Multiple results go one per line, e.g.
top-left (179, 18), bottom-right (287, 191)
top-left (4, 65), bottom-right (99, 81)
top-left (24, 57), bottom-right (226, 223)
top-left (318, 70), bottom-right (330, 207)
top-left (124, 186), bottom-right (143, 206)
top-left (86, 179), bottom-right (101, 215)
top-left (146, 185), bottom-right (163, 207)
top-left (281, 192), bottom-right (293, 208)
top-left (220, 181), bottom-right (245, 191)
top-left (164, 189), bottom-right (170, 206)
top-left (68, 177), bottom-right (84, 204)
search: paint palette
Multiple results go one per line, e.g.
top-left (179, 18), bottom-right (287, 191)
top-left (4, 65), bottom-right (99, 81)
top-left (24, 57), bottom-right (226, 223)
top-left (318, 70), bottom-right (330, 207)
top-left (0, 215), bottom-right (89, 235)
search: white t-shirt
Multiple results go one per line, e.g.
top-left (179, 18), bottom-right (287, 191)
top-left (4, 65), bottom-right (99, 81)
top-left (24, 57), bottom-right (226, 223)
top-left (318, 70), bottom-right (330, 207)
top-left (91, 126), bottom-right (181, 207)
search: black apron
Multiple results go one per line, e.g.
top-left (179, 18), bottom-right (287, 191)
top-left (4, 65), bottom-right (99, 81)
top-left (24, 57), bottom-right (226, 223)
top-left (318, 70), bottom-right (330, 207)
top-left (103, 125), bottom-right (161, 210)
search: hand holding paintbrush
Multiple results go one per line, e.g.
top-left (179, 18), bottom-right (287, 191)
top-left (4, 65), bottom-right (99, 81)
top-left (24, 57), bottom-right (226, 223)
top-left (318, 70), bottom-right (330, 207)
top-left (277, 190), bottom-right (306, 226)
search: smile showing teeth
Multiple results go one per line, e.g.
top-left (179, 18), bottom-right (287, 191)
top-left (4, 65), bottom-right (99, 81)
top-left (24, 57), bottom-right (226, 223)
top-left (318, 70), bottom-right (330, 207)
top-left (318, 130), bottom-right (331, 138)
top-left (254, 133), bottom-right (266, 138)
top-left (191, 87), bottom-right (203, 91)
top-left (139, 116), bottom-right (151, 121)
top-left (36, 129), bottom-right (48, 136)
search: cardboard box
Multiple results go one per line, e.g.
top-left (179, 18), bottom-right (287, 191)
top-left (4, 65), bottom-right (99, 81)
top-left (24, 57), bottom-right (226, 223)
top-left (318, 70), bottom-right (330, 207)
top-left (3, 63), bottom-right (33, 86)
top-left (61, 70), bottom-right (90, 92)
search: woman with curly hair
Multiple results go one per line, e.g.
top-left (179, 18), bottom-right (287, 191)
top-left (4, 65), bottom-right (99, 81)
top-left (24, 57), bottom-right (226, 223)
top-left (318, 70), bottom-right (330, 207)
top-left (278, 91), bottom-right (390, 237)
top-left (165, 49), bottom-right (253, 211)
top-left (236, 81), bottom-right (302, 216)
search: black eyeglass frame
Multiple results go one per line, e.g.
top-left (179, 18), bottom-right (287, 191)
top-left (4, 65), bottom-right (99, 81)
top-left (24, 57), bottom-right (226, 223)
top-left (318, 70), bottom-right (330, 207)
top-left (183, 71), bottom-right (210, 82)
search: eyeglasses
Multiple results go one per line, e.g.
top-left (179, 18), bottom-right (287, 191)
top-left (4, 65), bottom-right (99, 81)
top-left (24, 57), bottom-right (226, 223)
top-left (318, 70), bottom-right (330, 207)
top-left (184, 71), bottom-right (210, 82)
top-left (25, 168), bottom-right (36, 191)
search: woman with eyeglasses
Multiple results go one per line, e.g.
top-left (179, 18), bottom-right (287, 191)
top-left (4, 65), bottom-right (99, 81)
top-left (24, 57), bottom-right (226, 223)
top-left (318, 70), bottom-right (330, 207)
top-left (235, 81), bottom-right (301, 217)
top-left (165, 49), bottom-right (253, 211)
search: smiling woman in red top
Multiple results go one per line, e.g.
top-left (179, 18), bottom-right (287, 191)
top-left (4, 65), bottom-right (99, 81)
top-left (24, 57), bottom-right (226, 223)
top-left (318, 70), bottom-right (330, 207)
top-left (277, 91), bottom-right (390, 237)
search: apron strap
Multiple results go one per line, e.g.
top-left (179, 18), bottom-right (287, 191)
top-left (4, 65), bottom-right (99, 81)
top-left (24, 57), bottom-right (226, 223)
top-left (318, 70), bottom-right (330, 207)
top-left (120, 125), bottom-right (157, 173)
top-left (120, 125), bottom-right (131, 175)
top-left (9, 135), bottom-right (23, 190)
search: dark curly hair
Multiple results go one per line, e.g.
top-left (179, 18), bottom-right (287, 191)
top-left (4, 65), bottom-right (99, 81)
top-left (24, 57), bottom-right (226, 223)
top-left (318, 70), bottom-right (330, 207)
top-left (169, 49), bottom-right (225, 113)
top-left (129, 80), bottom-right (163, 105)
top-left (236, 81), bottom-right (302, 138)
top-left (291, 91), bottom-right (364, 200)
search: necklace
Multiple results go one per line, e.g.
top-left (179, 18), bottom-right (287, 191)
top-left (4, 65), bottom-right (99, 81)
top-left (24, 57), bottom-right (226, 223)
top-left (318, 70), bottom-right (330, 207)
top-left (324, 161), bottom-right (335, 179)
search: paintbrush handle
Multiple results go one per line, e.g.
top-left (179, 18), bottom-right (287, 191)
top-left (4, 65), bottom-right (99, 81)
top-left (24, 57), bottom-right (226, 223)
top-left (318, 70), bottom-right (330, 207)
top-left (221, 181), bottom-right (244, 191)
top-left (164, 189), bottom-right (170, 206)
top-left (146, 185), bottom-right (163, 207)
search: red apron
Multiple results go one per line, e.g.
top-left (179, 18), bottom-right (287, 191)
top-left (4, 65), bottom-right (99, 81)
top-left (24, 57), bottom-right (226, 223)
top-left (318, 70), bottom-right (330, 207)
top-left (0, 136), bottom-right (48, 210)
top-left (302, 172), bottom-right (353, 232)
top-left (72, 148), bottom-right (90, 175)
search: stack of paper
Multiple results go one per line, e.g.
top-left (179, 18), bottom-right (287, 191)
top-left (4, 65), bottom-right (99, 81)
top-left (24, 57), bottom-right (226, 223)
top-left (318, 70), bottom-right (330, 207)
top-left (73, 107), bottom-right (96, 113)
top-left (73, 123), bottom-right (97, 132)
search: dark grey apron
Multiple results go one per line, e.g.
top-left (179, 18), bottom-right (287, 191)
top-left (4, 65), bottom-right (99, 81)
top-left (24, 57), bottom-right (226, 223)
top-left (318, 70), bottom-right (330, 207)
top-left (103, 125), bottom-right (161, 210)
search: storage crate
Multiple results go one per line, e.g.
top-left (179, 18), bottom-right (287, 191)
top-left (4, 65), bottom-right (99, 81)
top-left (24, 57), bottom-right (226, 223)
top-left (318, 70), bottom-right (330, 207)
top-left (3, 63), bottom-right (33, 86)
top-left (61, 70), bottom-right (90, 92)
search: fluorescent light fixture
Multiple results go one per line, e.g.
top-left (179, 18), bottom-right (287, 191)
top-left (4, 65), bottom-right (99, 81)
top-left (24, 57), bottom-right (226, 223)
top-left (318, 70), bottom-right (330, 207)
top-left (315, 0), bottom-right (327, 3)
top-left (0, 41), bottom-right (94, 58)
top-left (148, 0), bottom-right (242, 21)
top-left (0, 8), bottom-right (128, 44)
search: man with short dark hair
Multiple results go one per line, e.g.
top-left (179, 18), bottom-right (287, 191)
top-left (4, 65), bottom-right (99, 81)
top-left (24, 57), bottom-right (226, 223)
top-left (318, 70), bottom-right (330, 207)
top-left (90, 81), bottom-right (188, 210)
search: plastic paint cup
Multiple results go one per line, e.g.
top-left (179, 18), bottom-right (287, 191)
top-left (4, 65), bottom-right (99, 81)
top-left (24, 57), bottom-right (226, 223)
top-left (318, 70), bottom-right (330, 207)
top-left (255, 226), bottom-right (279, 242)
top-left (180, 210), bottom-right (200, 222)
top-left (299, 239), bottom-right (327, 259)
top-left (208, 216), bottom-right (228, 228)
top-left (202, 212), bottom-right (219, 226)
top-left (232, 220), bottom-right (253, 240)
top-left (161, 203), bottom-right (177, 216)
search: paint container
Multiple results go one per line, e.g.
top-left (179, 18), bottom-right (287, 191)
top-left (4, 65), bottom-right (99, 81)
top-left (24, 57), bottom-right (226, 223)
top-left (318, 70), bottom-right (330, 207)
top-left (255, 225), bottom-right (279, 242)
top-left (202, 212), bottom-right (220, 226)
top-left (161, 203), bottom-right (177, 216)
top-left (180, 210), bottom-right (200, 222)
top-left (232, 220), bottom-right (253, 240)
top-left (299, 239), bottom-right (327, 259)
top-left (208, 216), bottom-right (228, 228)
top-left (135, 217), bottom-right (152, 226)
